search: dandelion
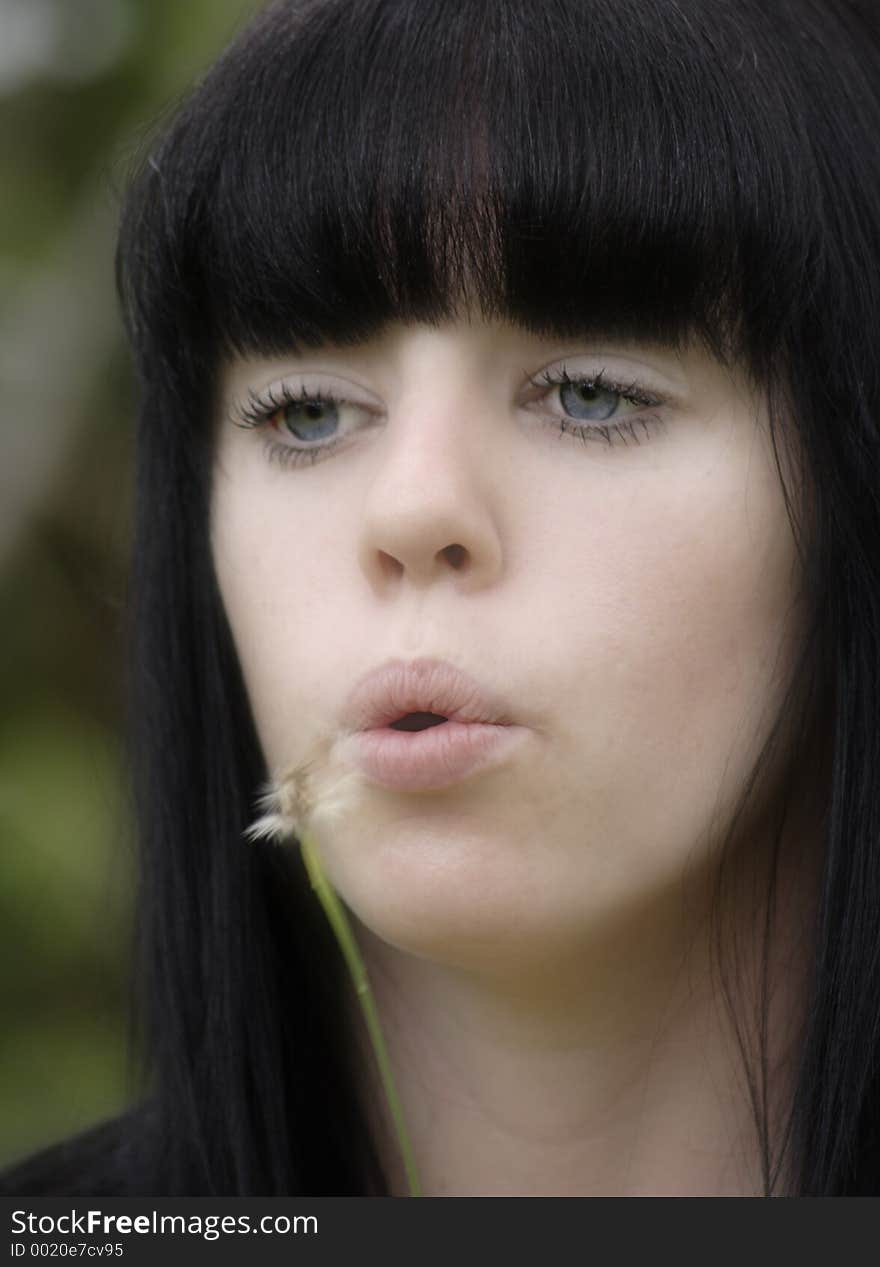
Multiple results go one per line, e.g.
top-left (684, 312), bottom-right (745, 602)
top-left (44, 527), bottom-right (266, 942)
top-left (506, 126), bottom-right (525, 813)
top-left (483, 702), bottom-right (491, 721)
top-left (244, 735), bottom-right (423, 1197)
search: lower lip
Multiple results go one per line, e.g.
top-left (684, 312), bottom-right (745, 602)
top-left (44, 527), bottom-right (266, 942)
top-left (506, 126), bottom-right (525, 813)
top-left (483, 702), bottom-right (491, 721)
top-left (346, 721), bottom-right (528, 791)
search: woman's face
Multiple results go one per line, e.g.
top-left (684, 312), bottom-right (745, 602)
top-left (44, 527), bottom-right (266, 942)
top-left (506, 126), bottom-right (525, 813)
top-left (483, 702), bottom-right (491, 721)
top-left (211, 316), bottom-right (805, 974)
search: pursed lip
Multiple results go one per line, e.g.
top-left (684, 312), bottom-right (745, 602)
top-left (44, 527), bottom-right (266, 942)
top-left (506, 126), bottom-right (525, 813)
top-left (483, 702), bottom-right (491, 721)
top-left (340, 656), bottom-right (516, 733)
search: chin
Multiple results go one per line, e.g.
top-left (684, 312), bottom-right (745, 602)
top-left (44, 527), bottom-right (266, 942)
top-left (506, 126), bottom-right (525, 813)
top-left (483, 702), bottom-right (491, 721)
top-left (334, 856), bottom-right (568, 976)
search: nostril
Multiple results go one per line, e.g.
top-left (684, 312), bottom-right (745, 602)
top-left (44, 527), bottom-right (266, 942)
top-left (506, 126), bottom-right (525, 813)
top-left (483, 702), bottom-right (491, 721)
top-left (389, 712), bottom-right (449, 731)
top-left (444, 544), bottom-right (466, 569)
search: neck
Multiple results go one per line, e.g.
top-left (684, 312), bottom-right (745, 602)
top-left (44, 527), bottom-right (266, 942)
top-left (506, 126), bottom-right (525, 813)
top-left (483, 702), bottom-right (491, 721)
top-left (347, 828), bottom-right (817, 1197)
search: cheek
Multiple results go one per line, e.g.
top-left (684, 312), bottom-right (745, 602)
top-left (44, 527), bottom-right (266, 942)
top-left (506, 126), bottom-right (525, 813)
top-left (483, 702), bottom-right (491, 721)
top-left (210, 472), bottom-right (331, 770)
top-left (533, 445), bottom-right (802, 858)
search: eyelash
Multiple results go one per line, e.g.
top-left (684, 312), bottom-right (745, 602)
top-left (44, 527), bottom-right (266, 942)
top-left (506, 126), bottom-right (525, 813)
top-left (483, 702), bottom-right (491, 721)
top-left (229, 368), bottom-right (667, 471)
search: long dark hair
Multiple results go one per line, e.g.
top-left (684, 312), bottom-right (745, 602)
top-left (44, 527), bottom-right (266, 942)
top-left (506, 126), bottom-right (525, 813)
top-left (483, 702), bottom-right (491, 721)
top-left (5, 0), bottom-right (880, 1196)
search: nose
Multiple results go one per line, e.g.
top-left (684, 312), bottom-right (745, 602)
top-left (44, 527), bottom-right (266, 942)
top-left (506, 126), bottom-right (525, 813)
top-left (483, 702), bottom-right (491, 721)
top-left (356, 393), bottom-right (505, 592)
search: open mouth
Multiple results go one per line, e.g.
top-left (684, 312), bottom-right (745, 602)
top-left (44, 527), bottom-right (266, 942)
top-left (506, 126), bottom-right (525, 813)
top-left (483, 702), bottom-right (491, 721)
top-left (388, 712), bottom-right (449, 731)
top-left (349, 709), bottom-right (526, 790)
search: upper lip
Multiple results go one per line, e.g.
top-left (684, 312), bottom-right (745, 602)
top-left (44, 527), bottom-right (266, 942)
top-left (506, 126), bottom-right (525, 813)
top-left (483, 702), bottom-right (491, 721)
top-left (342, 657), bottom-right (516, 732)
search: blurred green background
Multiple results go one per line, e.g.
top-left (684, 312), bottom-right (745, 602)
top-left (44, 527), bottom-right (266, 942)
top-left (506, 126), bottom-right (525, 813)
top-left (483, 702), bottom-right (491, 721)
top-left (0, 0), bottom-right (263, 1171)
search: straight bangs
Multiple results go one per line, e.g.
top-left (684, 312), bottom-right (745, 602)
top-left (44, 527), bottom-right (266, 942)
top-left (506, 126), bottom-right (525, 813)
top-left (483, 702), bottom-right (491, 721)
top-left (120, 0), bottom-right (834, 395)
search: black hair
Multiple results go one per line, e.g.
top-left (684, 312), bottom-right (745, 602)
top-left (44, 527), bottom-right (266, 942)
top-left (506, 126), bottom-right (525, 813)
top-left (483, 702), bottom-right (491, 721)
top-left (5, 0), bottom-right (880, 1196)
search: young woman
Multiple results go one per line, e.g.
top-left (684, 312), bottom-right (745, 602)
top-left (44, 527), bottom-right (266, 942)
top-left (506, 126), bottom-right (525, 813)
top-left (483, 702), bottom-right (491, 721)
top-left (3, 0), bottom-right (880, 1196)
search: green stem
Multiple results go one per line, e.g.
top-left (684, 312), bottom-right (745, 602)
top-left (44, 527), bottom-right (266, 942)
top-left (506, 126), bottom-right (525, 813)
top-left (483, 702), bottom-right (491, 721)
top-left (300, 830), bottom-right (423, 1197)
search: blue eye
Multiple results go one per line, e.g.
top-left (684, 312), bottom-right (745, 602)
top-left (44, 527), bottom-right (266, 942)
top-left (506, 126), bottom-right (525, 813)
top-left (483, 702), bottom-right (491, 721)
top-left (277, 396), bottom-right (340, 442)
top-left (533, 366), bottom-right (667, 447)
top-left (230, 383), bottom-right (374, 468)
top-left (558, 380), bottom-right (620, 422)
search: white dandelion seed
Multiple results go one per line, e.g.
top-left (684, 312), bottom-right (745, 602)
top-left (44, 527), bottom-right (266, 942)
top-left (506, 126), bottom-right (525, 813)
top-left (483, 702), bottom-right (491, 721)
top-left (243, 733), bottom-right (366, 844)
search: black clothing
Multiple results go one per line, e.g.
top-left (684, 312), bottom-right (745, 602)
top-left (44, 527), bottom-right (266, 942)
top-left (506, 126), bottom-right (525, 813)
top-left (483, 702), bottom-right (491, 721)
top-left (0, 1106), bottom-right (153, 1197)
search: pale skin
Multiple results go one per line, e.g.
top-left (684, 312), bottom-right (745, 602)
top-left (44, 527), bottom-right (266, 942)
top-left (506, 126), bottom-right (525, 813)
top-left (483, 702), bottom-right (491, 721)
top-left (210, 313), bottom-right (820, 1195)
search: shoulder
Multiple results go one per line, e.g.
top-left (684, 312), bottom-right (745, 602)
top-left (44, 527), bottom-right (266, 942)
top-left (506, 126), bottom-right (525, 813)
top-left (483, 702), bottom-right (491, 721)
top-left (0, 1104), bottom-right (154, 1197)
